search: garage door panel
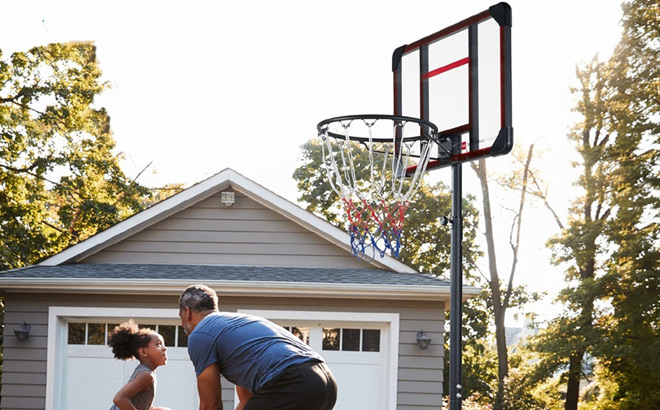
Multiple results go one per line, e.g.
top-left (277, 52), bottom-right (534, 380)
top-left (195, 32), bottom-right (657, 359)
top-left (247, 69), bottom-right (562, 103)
top-left (67, 345), bottom-right (114, 358)
top-left (65, 351), bottom-right (198, 410)
top-left (331, 362), bottom-right (383, 410)
top-left (65, 376), bottom-right (123, 410)
top-left (322, 350), bottom-right (382, 365)
top-left (65, 351), bottom-right (128, 410)
top-left (155, 358), bottom-right (198, 409)
top-left (66, 355), bottom-right (124, 379)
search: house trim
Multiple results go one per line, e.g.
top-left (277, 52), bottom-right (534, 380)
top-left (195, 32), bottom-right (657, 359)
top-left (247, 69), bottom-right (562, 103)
top-left (2, 278), bottom-right (477, 300)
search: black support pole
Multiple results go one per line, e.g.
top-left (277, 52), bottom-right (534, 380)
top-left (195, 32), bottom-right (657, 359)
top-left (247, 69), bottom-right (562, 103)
top-left (449, 161), bottom-right (463, 410)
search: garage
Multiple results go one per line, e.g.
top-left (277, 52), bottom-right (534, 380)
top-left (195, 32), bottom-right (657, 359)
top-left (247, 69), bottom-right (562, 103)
top-left (49, 307), bottom-right (398, 410)
top-left (2, 170), bottom-right (452, 410)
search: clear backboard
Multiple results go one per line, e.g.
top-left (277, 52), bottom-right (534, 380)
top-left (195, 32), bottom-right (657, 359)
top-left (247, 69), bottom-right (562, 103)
top-left (393, 2), bottom-right (513, 171)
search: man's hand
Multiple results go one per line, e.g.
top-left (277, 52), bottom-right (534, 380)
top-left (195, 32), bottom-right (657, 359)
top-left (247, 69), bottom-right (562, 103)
top-left (197, 363), bottom-right (223, 410)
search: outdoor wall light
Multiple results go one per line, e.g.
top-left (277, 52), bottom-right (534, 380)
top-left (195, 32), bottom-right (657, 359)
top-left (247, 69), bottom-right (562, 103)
top-left (416, 330), bottom-right (431, 350)
top-left (14, 322), bottom-right (31, 342)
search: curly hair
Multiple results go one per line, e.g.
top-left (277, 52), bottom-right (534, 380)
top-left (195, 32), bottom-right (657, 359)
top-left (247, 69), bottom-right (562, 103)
top-left (108, 320), bottom-right (155, 360)
top-left (179, 284), bottom-right (218, 313)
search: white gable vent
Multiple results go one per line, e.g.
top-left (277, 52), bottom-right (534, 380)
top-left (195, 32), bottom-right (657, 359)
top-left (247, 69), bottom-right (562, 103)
top-left (221, 191), bottom-right (235, 206)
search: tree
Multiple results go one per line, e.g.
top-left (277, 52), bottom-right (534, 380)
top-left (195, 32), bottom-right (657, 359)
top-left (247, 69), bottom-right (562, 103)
top-left (469, 144), bottom-right (542, 409)
top-left (144, 183), bottom-right (186, 208)
top-left (592, 0), bottom-right (660, 407)
top-left (0, 42), bottom-right (151, 270)
top-left (454, 288), bottom-right (499, 402)
top-left (501, 340), bottom-right (552, 410)
top-left (533, 57), bottom-right (615, 410)
top-left (0, 296), bottom-right (4, 397)
top-left (531, 1), bottom-right (659, 407)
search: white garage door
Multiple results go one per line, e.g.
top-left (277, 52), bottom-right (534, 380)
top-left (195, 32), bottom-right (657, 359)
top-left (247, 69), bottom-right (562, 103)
top-left (63, 321), bottom-right (197, 410)
top-left (58, 314), bottom-right (393, 410)
top-left (274, 320), bottom-right (387, 410)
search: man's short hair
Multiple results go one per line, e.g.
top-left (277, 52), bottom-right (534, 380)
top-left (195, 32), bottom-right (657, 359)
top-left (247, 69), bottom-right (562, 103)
top-left (179, 284), bottom-right (219, 312)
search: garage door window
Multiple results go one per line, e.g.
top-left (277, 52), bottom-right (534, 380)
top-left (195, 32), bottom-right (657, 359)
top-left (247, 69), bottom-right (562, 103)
top-left (67, 322), bottom-right (188, 347)
top-left (67, 323), bottom-right (85, 345)
top-left (87, 323), bottom-right (105, 344)
top-left (282, 326), bottom-right (310, 345)
top-left (362, 329), bottom-right (380, 352)
top-left (322, 328), bottom-right (380, 352)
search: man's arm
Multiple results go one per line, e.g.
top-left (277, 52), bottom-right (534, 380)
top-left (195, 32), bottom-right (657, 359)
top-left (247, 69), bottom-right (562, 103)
top-left (234, 385), bottom-right (253, 410)
top-left (197, 363), bottom-right (223, 410)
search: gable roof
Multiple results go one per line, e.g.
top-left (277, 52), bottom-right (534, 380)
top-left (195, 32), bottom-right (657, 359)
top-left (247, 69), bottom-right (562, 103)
top-left (39, 168), bottom-right (416, 273)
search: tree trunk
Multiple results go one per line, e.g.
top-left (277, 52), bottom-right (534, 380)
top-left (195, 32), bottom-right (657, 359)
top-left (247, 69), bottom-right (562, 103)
top-left (493, 306), bottom-right (508, 408)
top-left (565, 352), bottom-right (583, 410)
top-left (473, 146), bottom-right (534, 409)
top-left (473, 159), bottom-right (508, 408)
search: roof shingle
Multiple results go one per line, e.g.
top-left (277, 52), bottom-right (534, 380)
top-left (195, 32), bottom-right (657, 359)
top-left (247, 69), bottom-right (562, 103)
top-left (0, 263), bottom-right (450, 287)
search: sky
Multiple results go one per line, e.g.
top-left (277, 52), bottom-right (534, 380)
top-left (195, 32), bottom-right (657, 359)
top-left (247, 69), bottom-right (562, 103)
top-left (1, 0), bottom-right (625, 325)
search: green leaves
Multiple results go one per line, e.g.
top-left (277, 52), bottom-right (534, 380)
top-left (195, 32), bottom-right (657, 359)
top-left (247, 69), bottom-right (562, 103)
top-left (588, 1), bottom-right (660, 407)
top-left (0, 42), bottom-right (151, 270)
top-left (534, 1), bottom-right (660, 408)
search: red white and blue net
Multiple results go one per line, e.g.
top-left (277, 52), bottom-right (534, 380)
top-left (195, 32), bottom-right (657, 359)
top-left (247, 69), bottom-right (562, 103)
top-left (318, 115), bottom-right (436, 260)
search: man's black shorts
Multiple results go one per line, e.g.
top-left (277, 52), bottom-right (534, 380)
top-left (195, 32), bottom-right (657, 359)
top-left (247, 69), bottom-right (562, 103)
top-left (244, 361), bottom-right (338, 410)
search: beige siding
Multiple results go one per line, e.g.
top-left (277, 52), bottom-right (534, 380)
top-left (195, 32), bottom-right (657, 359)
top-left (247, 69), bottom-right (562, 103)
top-left (1, 293), bottom-right (445, 410)
top-left (85, 191), bottom-right (372, 269)
top-left (2, 298), bottom-right (49, 410)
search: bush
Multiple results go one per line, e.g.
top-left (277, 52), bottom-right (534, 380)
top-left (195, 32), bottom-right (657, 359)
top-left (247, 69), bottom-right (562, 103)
top-left (443, 394), bottom-right (492, 409)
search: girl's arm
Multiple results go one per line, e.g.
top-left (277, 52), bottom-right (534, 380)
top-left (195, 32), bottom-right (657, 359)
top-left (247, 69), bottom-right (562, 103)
top-left (234, 385), bottom-right (252, 410)
top-left (113, 372), bottom-right (154, 410)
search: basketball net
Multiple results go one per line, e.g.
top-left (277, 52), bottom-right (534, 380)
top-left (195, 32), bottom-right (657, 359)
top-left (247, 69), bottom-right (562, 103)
top-left (318, 116), bottom-right (435, 260)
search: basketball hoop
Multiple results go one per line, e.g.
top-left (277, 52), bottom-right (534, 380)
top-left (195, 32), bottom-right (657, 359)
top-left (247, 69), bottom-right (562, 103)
top-left (317, 114), bottom-right (439, 260)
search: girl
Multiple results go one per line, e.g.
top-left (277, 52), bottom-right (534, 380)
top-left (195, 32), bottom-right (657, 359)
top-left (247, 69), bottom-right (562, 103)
top-left (108, 320), bottom-right (171, 410)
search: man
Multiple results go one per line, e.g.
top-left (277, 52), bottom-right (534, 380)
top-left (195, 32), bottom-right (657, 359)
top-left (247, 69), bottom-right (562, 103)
top-left (178, 284), bottom-right (338, 410)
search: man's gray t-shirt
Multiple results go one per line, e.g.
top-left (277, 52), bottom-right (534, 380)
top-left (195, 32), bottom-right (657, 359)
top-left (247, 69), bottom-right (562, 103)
top-left (187, 312), bottom-right (323, 393)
